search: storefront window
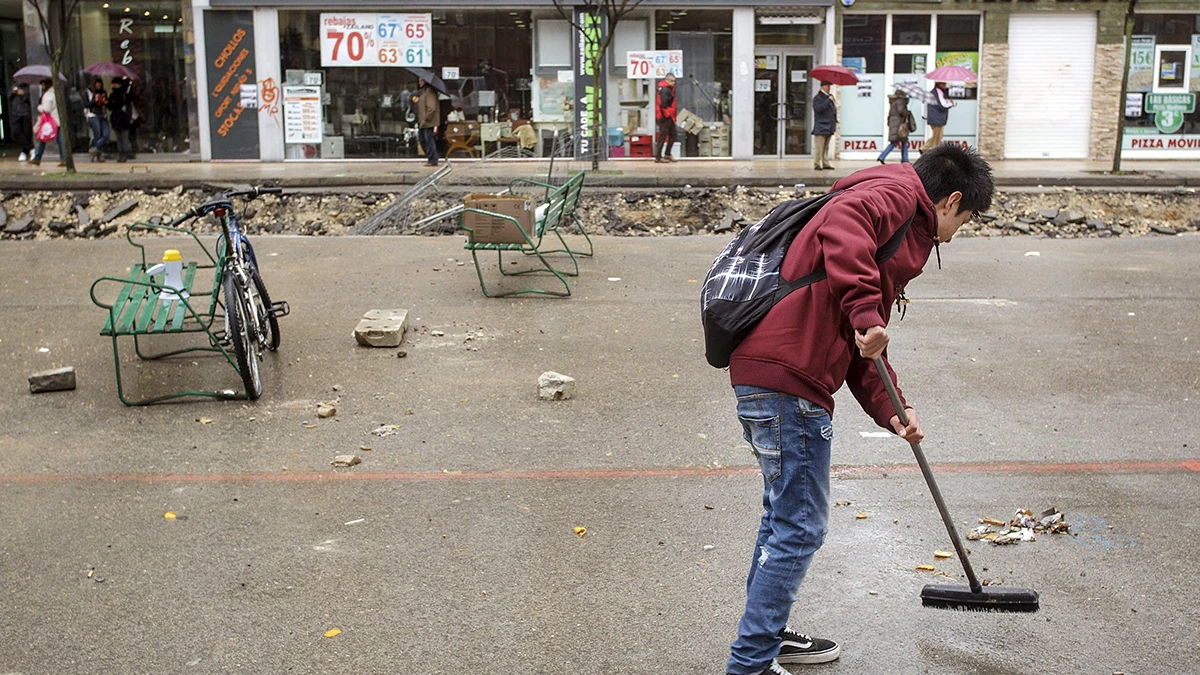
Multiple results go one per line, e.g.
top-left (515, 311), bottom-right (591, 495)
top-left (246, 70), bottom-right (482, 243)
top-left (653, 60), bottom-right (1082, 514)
top-left (1123, 14), bottom-right (1200, 153)
top-left (935, 15), bottom-right (980, 101)
top-left (66, 0), bottom-right (188, 155)
top-left (279, 10), bottom-right (533, 159)
top-left (648, 9), bottom-right (732, 158)
top-left (840, 13), bottom-right (979, 157)
top-left (842, 15), bottom-right (885, 73)
top-left (891, 15), bottom-right (930, 46)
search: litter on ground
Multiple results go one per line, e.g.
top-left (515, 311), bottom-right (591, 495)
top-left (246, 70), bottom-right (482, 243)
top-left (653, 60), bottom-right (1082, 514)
top-left (967, 507), bottom-right (1070, 546)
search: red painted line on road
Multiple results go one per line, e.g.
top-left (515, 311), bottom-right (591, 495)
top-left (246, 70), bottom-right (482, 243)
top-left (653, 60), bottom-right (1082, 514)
top-left (0, 459), bottom-right (1196, 486)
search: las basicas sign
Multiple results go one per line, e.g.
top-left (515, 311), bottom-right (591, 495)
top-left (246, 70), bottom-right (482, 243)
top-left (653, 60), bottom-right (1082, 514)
top-left (1144, 93), bottom-right (1195, 134)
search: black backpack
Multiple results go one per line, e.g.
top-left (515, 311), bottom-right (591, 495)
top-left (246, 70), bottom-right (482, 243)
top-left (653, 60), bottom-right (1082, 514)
top-left (701, 191), bottom-right (914, 368)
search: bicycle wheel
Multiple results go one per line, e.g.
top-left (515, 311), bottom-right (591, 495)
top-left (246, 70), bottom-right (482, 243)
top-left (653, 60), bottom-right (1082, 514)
top-left (223, 272), bottom-right (262, 400)
top-left (251, 267), bottom-right (281, 351)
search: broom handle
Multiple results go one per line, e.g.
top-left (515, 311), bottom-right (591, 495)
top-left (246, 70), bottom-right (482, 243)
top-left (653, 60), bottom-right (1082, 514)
top-left (871, 356), bottom-right (983, 594)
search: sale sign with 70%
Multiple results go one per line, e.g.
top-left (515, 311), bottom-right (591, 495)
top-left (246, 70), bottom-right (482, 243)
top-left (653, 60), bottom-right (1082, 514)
top-left (320, 13), bottom-right (432, 67)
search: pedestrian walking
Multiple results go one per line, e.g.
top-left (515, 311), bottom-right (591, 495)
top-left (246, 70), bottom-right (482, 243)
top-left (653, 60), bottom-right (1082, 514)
top-left (107, 78), bottom-right (134, 162)
top-left (415, 77), bottom-right (440, 166)
top-left (877, 90), bottom-right (915, 165)
top-left (8, 81), bottom-right (34, 162)
top-left (30, 79), bottom-right (63, 167)
top-left (811, 81), bottom-right (837, 170)
top-left (920, 82), bottom-right (955, 153)
top-left (84, 78), bottom-right (109, 163)
top-left (723, 143), bottom-right (994, 675)
top-left (654, 72), bottom-right (677, 163)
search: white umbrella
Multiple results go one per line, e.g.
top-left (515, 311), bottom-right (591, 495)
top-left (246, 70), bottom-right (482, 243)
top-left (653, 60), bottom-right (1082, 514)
top-left (13, 65), bottom-right (68, 84)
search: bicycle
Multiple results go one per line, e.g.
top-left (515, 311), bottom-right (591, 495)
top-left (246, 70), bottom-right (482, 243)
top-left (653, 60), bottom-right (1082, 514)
top-left (168, 186), bottom-right (290, 399)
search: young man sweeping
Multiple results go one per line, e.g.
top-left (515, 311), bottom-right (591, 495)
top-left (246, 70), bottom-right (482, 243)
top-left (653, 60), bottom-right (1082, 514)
top-left (724, 144), bottom-right (995, 675)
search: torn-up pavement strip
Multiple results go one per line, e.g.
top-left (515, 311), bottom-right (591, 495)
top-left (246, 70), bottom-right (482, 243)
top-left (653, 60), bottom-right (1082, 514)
top-left (966, 507), bottom-right (1070, 546)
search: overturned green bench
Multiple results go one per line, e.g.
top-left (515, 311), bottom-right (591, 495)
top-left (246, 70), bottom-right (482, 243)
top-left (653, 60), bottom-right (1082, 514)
top-left (89, 223), bottom-right (247, 405)
top-left (459, 171), bottom-right (588, 298)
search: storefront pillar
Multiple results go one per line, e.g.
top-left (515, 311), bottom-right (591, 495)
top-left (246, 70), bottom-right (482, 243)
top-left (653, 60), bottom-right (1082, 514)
top-left (730, 7), bottom-right (754, 160)
top-left (976, 40), bottom-right (1007, 161)
top-left (254, 8), bottom-right (283, 162)
top-left (193, 0), bottom-right (213, 161)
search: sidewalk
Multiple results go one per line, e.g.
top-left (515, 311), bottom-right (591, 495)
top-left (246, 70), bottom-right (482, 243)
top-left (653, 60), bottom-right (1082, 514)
top-left (2, 154), bottom-right (1198, 190)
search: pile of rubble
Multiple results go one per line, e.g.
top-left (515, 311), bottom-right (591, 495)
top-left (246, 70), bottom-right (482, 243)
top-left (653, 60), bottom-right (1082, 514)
top-left (3, 185), bottom-right (1197, 240)
top-left (967, 507), bottom-right (1070, 546)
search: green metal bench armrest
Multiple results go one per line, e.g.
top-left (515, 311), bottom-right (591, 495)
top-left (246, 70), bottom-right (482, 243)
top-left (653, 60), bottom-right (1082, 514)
top-left (126, 221), bottom-right (219, 269)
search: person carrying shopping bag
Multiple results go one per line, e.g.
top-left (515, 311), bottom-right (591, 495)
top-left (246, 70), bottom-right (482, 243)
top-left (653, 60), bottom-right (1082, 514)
top-left (30, 79), bottom-right (64, 167)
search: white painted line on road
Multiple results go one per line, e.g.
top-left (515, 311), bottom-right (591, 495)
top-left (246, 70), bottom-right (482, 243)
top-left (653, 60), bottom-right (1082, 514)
top-left (917, 298), bottom-right (1017, 306)
top-left (859, 431), bottom-right (892, 438)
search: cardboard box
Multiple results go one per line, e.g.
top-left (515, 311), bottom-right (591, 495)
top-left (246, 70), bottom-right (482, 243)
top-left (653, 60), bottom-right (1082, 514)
top-left (462, 194), bottom-right (537, 244)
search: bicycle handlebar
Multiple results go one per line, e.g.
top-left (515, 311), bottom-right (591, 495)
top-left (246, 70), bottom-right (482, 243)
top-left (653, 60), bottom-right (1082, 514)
top-left (167, 186), bottom-right (284, 227)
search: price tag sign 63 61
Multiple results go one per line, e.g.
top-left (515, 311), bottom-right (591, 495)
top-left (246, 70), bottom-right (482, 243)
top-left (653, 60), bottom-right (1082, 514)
top-left (321, 13), bottom-right (431, 67)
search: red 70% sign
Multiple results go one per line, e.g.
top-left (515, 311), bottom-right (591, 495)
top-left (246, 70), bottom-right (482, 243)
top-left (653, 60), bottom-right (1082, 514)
top-left (321, 13), bottom-right (431, 67)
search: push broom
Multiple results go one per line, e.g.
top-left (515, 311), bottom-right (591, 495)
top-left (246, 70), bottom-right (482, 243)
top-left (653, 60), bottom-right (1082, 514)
top-left (871, 356), bottom-right (1040, 612)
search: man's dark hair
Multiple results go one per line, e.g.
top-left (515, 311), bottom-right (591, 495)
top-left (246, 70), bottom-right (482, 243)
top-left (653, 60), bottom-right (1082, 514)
top-left (912, 143), bottom-right (994, 215)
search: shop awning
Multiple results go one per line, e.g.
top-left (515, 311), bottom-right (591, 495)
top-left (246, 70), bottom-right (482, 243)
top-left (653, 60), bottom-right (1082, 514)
top-left (210, 0), bottom-right (833, 6)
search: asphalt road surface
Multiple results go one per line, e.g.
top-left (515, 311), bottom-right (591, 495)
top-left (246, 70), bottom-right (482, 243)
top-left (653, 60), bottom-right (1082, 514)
top-left (1, 233), bottom-right (1197, 674)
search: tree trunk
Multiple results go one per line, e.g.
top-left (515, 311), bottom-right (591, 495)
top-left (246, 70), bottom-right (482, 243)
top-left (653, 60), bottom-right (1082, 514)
top-left (1112, 0), bottom-right (1137, 173)
top-left (48, 0), bottom-right (76, 173)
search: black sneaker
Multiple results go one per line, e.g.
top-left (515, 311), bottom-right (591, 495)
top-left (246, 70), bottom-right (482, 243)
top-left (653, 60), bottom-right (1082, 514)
top-left (777, 629), bottom-right (840, 664)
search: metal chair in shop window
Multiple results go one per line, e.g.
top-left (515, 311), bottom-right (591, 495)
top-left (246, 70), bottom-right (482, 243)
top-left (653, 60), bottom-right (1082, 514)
top-left (445, 122), bottom-right (480, 158)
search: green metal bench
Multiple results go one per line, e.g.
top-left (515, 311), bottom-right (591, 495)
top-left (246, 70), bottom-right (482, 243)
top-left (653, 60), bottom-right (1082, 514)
top-left (459, 171), bottom-right (587, 298)
top-left (90, 223), bottom-right (245, 405)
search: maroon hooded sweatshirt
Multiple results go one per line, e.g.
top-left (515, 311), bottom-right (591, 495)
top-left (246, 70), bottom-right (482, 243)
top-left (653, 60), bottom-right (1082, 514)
top-left (728, 163), bottom-right (938, 429)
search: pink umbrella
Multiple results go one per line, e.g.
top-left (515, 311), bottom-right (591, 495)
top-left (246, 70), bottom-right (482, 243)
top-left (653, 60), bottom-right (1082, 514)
top-left (924, 65), bottom-right (977, 83)
top-left (83, 62), bottom-right (140, 81)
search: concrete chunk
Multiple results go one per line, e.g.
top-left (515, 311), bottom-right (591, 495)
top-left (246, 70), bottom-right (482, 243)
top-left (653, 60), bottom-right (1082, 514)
top-left (4, 215), bottom-right (35, 235)
top-left (538, 371), bottom-right (576, 401)
top-left (100, 199), bottom-right (139, 225)
top-left (354, 309), bottom-right (409, 347)
top-left (29, 366), bottom-right (77, 393)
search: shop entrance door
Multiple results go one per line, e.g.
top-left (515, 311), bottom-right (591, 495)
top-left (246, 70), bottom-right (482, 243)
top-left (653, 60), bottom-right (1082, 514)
top-left (885, 46), bottom-right (934, 149)
top-left (754, 51), bottom-right (815, 157)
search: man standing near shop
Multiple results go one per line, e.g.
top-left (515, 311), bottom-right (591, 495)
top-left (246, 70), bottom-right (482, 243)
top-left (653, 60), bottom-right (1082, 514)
top-left (654, 72), bottom-right (677, 163)
top-left (415, 77), bottom-right (440, 166)
top-left (8, 81), bottom-right (34, 162)
top-left (811, 81), bottom-right (836, 170)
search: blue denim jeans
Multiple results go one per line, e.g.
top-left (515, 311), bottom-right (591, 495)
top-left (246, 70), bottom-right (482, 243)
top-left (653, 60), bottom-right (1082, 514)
top-left (419, 127), bottom-right (438, 164)
top-left (33, 134), bottom-right (63, 163)
top-left (727, 385), bottom-right (832, 675)
top-left (88, 116), bottom-right (110, 149)
top-left (877, 140), bottom-right (909, 163)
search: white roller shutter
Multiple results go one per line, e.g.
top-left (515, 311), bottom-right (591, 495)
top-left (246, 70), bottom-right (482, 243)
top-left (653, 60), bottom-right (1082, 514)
top-left (1004, 13), bottom-right (1097, 158)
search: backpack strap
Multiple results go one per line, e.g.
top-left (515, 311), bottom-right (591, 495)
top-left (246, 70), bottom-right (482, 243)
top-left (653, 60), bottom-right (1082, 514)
top-left (775, 207), bottom-right (919, 297)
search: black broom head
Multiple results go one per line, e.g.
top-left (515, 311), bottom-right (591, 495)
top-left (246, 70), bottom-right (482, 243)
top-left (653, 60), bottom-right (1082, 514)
top-left (921, 584), bottom-right (1040, 613)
